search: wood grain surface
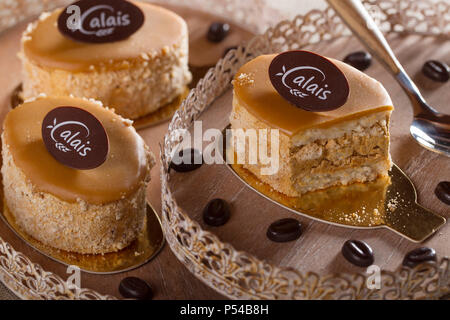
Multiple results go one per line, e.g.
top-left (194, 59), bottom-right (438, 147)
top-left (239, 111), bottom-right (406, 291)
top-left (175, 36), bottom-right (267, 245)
top-left (0, 10), bottom-right (448, 299)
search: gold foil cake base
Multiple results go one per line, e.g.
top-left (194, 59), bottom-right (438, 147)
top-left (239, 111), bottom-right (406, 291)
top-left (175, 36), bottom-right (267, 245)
top-left (223, 129), bottom-right (446, 242)
top-left (231, 164), bottom-right (390, 227)
top-left (0, 201), bottom-right (165, 274)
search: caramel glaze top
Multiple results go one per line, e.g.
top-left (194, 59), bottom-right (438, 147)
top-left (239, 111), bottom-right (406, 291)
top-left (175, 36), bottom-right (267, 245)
top-left (3, 96), bottom-right (149, 204)
top-left (233, 54), bottom-right (394, 136)
top-left (22, 1), bottom-right (187, 72)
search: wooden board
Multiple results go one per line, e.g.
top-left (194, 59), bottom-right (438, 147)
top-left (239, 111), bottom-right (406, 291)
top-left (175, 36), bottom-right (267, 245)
top-left (0, 5), bottom-right (254, 300)
top-left (169, 33), bottom-right (450, 279)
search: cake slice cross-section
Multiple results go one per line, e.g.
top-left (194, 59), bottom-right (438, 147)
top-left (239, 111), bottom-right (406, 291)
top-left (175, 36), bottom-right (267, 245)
top-left (230, 53), bottom-right (394, 197)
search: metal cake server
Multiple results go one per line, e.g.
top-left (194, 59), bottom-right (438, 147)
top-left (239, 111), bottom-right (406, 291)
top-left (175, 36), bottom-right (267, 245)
top-left (222, 126), bottom-right (446, 242)
top-left (327, 0), bottom-right (450, 157)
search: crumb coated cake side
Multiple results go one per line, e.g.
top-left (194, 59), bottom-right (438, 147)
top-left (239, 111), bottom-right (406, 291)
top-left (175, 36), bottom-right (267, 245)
top-left (20, 48), bottom-right (191, 120)
top-left (1, 96), bottom-right (155, 254)
top-left (20, 2), bottom-right (192, 119)
top-left (231, 54), bottom-right (393, 197)
top-left (1, 143), bottom-right (149, 254)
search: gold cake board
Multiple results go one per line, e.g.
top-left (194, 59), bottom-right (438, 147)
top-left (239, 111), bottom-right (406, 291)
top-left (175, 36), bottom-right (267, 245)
top-left (0, 200), bottom-right (165, 274)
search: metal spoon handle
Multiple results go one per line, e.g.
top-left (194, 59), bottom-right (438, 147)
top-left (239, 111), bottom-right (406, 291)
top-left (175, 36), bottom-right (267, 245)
top-left (327, 0), bottom-right (434, 115)
top-left (327, 0), bottom-right (402, 73)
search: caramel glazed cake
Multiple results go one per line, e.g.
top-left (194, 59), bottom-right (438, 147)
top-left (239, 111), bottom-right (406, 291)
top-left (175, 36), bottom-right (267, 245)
top-left (2, 96), bottom-right (155, 254)
top-left (19, 1), bottom-right (192, 120)
top-left (230, 54), bottom-right (394, 197)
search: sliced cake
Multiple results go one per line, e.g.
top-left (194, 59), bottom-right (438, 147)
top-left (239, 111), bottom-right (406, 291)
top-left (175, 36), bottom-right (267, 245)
top-left (230, 53), bottom-right (393, 197)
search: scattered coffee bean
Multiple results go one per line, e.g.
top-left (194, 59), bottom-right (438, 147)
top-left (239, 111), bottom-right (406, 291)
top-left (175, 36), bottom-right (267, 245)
top-left (119, 277), bottom-right (153, 300)
top-left (223, 45), bottom-right (238, 57)
top-left (435, 181), bottom-right (450, 205)
top-left (267, 218), bottom-right (302, 243)
top-left (170, 148), bottom-right (203, 173)
top-left (422, 60), bottom-right (449, 82)
top-left (403, 247), bottom-right (437, 268)
top-left (203, 198), bottom-right (231, 226)
top-left (343, 51), bottom-right (372, 71)
top-left (207, 22), bottom-right (230, 42)
top-left (341, 240), bottom-right (374, 267)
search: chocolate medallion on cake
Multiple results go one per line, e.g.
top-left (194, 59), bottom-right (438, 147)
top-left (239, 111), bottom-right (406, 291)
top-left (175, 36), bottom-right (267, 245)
top-left (57, 0), bottom-right (144, 43)
top-left (42, 106), bottom-right (109, 170)
top-left (268, 50), bottom-right (349, 112)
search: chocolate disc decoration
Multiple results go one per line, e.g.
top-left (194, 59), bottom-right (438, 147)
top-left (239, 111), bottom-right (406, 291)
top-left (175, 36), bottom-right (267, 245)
top-left (269, 50), bottom-right (350, 112)
top-left (42, 106), bottom-right (109, 170)
top-left (57, 0), bottom-right (144, 44)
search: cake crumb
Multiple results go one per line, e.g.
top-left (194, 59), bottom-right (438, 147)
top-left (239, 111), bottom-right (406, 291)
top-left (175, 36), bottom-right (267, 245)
top-left (235, 73), bottom-right (254, 86)
top-left (387, 198), bottom-right (399, 212)
top-left (140, 52), bottom-right (150, 60)
top-left (162, 46), bottom-right (170, 55)
top-left (122, 118), bottom-right (133, 127)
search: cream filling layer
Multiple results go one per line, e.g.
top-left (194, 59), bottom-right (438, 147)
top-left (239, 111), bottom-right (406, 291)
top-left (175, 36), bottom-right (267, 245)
top-left (291, 110), bottom-right (391, 147)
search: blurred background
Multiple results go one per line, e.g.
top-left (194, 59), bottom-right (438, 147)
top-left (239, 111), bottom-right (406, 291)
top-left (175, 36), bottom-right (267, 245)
top-left (270, 0), bottom-right (327, 18)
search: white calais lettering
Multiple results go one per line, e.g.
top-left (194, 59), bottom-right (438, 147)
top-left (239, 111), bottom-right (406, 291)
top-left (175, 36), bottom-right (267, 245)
top-left (68, 5), bottom-right (131, 37)
top-left (47, 119), bottom-right (92, 157)
top-left (276, 65), bottom-right (332, 100)
top-left (66, 5), bottom-right (81, 30)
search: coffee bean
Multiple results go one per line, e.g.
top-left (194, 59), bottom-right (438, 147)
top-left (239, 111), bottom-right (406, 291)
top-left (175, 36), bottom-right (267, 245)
top-left (170, 148), bottom-right (203, 173)
top-left (422, 60), bottom-right (449, 82)
top-left (343, 51), bottom-right (372, 71)
top-left (223, 46), bottom-right (238, 57)
top-left (435, 181), bottom-right (450, 205)
top-left (341, 240), bottom-right (374, 267)
top-left (207, 22), bottom-right (230, 43)
top-left (403, 247), bottom-right (437, 268)
top-left (119, 277), bottom-right (153, 300)
top-left (267, 218), bottom-right (302, 242)
top-left (203, 198), bottom-right (231, 226)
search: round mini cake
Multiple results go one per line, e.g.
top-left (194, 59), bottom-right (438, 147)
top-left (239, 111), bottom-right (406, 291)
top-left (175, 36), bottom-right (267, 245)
top-left (19, 1), bottom-right (192, 120)
top-left (1, 95), bottom-right (154, 254)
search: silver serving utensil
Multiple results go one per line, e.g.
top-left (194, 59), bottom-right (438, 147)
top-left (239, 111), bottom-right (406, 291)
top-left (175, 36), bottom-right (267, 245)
top-left (221, 126), bottom-right (446, 242)
top-left (327, 0), bottom-right (450, 157)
